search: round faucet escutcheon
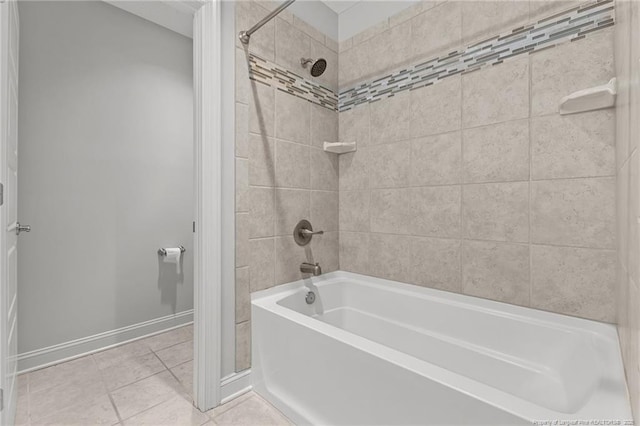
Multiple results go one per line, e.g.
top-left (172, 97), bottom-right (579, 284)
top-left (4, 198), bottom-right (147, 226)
top-left (305, 291), bottom-right (316, 305)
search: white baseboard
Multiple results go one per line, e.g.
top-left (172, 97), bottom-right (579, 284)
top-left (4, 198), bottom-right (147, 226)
top-left (18, 310), bottom-right (194, 373)
top-left (220, 369), bottom-right (252, 404)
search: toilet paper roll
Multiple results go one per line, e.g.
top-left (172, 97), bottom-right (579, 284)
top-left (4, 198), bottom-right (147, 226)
top-left (163, 247), bottom-right (183, 275)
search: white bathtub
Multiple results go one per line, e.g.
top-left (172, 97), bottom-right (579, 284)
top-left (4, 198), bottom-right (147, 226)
top-left (251, 272), bottom-right (632, 425)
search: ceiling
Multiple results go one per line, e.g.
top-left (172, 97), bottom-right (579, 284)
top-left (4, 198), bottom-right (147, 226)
top-left (321, 1), bottom-right (362, 14)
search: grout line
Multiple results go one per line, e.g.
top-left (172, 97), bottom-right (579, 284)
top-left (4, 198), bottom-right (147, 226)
top-left (528, 49), bottom-right (534, 307)
top-left (337, 229), bottom-right (616, 252)
top-left (107, 391), bottom-right (124, 424)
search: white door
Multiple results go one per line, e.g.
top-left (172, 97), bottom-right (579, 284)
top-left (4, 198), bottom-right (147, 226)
top-left (0, 0), bottom-right (19, 424)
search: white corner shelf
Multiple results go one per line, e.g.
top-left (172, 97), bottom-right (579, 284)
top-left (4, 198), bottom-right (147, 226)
top-left (559, 78), bottom-right (617, 115)
top-left (323, 141), bottom-right (357, 154)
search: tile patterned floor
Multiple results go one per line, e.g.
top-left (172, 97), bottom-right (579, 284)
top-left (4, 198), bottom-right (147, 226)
top-left (15, 325), bottom-right (293, 425)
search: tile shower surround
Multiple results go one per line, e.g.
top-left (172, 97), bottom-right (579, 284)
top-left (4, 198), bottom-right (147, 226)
top-left (236, 0), bottom-right (617, 372)
top-left (234, 0), bottom-right (340, 372)
top-left (245, 0), bottom-right (614, 113)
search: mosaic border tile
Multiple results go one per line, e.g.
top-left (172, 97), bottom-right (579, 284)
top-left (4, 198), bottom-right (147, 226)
top-left (338, 0), bottom-right (614, 112)
top-left (247, 0), bottom-right (614, 113)
top-left (248, 55), bottom-right (338, 111)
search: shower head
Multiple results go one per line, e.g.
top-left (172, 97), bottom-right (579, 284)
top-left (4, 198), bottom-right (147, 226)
top-left (301, 58), bottom-right (327, 77)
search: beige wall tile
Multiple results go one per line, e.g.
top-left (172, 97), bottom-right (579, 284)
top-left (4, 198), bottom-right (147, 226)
top-left (274, 188), bottom-right (310, 236)
top-left (369, 234), bottom-right (413, 282)
top-left (339, 190), bottom-right (370, 232)
top-left (529, 1), bottom-right (588, 21)
top-left (275, 18), bottom-right (310, 74)
top-left (463, 119), bottom-right (529, 183)
top-left (236, 2), bottom-right (275, 60)
top-left (353, 20), bottom-right (389, 46)
top-left (531, 177), bottom-right (615, 248)
top-left (339, 232), bottom-right (370, 274)
top-left (236, 158), bottom-right (249, 213)
top-left (236, 102), bottom-right (249, 158)
top-left (368, 21), bottom-right (412, 76)
top-left (339, 37), bottom-right (353, 53)
top-left (463, 182), bottom-right (529, 242)
top-left (310, 148), bottom-right (339, 191)
top-left (293, 16), bottom-right (325, 44)
top-left (235, 267), bottom-right (250, 324)
top-left (309, 232), bottom-right (340, 273)
top-left (339, 41), bottom-right (371, 88)
top-left (531, 245), bottom-right (616, 322)
top-left (617, 266), bottom-right (630, 348)
top-left (411, 186), bottom-right (462, 238)
top-left (531, 29), bottom-right (614, 117)
top-left (411, 131), bottom-right (462, 186)
top-left (249, 133), bottom-right (275, 187)
top-left (463, 240), bottom-right (530, 306)
top-left (339, 103), bottom-right (370, 147)
top-left (249, 238), bottom-right (275, 292)
top-left (339, 149), bottom-right (369, 190)
top-left (411, 2), bottom-right (461, 61)
top-left (236, 213), bottom-right (249, 268)
top-left (311, 190), bottom-right (339, 232)
top-left (275, 140), bottom-right (310, 189)
top-left (325, 36), bottom-right (338, 53)
top-left (311, 104), bottom-right (338, 149)
top-left (370, 92), bottom-right (411, 144)
top-left (249, 187), bottom-right (275, 238)
top-left (410, 237), bottom-right (461, 292)
top-left (275, 236), bottom-right (306, 284)
top-left (310, 38), bottom-right (339, 92)
top-left (249, 82), bottom-right (275, 137)
top-left (369, 142), bottom-right (411, 188)
top-left (461, 1), bottom-right (529, 46)
top-left (615, 5), bottom-right (631, 170)
top-left (235, 48), bottom-right (250, 105)
top-left (462, 57), bottom-right (529, 128)
top-left (630, 0), bottom-right (640, 155)
top-left (235, 321), bottom-right (251, 371)
top-left (410, 77), bottom-right (462, 138)
top-left (389, 2), bottom-right (440, 28)
top-left (370, 188), bottom-right (413, 234)
top-left (531, 110), bottom-right (615, 180)
top-left (629, 152), bottom-right (640, 282)
top-left (275, 91), bottom-right (311, 145)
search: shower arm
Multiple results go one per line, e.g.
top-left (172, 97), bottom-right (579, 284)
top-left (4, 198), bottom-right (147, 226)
top-left (239, 0), bottom-right (296, 44)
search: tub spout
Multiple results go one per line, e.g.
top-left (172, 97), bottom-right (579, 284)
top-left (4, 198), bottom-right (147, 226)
top-left (300, 262), bottom-right (322, 276)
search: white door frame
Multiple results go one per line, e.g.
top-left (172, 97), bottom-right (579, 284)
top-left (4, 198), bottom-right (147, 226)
top-left (192, 0), bottom-right (222, 411)
top-left (103, 0), bottom-right (225, 411)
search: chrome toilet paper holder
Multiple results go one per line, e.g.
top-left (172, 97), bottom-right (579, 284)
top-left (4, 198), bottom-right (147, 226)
top-left (158, 246), bottom-right (186, 256)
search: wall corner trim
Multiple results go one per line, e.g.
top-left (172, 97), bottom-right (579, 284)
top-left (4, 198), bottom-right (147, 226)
top-left (220, 369), bottom-right (252, 404)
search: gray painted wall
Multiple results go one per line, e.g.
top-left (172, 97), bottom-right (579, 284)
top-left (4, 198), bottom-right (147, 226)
top-left (17, 1), bottom-right (194, 353)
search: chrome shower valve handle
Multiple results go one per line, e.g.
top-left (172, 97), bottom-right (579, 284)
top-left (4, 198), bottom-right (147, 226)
top-left (293, 219), bottom-right (323, 246)
top-left (299, 228), bottom-right (324, 236)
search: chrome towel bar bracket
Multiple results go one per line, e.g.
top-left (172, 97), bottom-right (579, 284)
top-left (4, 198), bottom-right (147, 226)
top-left (158, 246), bottom-right (186, 256)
